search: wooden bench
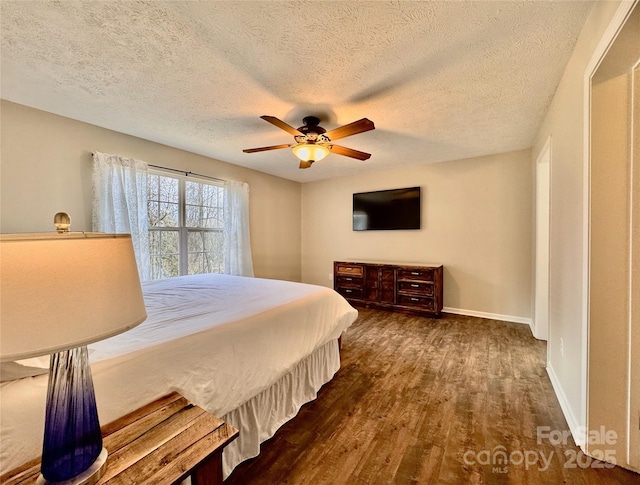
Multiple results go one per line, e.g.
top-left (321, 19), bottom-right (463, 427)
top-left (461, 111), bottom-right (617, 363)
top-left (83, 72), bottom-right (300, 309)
top-left (1, 392), bottom-right (239, 485)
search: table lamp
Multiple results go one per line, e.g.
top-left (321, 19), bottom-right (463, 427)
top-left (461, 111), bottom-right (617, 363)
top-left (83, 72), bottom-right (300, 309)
top-left (0, 220), bottom-right (147, 484)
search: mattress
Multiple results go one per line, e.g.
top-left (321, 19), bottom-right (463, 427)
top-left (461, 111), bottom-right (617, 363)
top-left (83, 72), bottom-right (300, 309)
top-left (0, 274), bottom-right (358, 476)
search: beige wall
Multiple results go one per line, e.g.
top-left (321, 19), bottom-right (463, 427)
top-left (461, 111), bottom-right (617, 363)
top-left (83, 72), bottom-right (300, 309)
top-left (530, 0), bottom-right (627, 453)
top-left (301, 149), bottom-right (533, 322)
top-left (0, 100), bottom-right (302, 281)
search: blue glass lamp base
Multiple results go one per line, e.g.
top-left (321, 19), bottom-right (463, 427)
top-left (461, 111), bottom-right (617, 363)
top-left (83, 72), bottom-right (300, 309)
top-left (39, 347), bottom-right (106, 484)
top-left (36, 448), bottom-right (107, 485)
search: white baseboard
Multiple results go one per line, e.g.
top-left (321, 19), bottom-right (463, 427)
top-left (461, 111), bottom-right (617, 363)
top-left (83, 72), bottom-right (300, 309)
top-left (442, 306), bottom-right (532, 326)
top-left (546, 361), bottom-right (585, 448)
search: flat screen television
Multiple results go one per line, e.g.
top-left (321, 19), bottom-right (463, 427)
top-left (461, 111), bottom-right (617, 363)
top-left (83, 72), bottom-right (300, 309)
top-left (353, 186), bottom-right (421, 231)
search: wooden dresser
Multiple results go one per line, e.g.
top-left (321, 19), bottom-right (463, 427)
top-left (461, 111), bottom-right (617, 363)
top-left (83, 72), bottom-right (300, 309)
top-left (334, 261), bottom-right (443, 317)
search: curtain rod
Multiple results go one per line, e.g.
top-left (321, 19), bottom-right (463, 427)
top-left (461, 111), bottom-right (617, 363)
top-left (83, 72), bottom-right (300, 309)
top-left (91, 152), bottom-right (226, 183)
top-left (147, 164), bottom-right (226, 183)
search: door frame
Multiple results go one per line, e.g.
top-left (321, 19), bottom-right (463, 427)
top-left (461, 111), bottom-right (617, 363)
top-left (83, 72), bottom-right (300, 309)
top-left (628, 58), bottom-right (640, 471)
top-left (533, 136), bottom-right (551, 341)
top-left (582, 0), bottom-right (639, 465)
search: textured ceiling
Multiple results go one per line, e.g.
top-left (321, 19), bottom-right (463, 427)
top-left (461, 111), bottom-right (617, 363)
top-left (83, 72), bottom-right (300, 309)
top-left (1, 1), bottom-right (593, 183)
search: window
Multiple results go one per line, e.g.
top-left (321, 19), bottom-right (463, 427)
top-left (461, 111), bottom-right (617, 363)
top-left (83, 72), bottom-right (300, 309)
top-left (147, 171), bottom-right (225, 279)
top-left (92, 151), bottom-right (253, 280)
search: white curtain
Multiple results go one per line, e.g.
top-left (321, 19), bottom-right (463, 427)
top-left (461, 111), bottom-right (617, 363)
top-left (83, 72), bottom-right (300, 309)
top-left (92, 151), bottom-right (151, 281)
top-left (223, 180), bottom-right (254, 277)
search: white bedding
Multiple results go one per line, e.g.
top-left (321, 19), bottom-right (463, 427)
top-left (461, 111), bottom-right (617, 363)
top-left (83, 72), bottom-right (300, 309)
top-left (0, 274), bottom-right (358, 476)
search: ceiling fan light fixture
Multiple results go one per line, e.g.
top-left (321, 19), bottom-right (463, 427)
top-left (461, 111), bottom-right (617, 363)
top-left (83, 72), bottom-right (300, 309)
top-left (292, 143), bottom-right (330, 163)
top-left (243, 116), bottom-right (374, 167)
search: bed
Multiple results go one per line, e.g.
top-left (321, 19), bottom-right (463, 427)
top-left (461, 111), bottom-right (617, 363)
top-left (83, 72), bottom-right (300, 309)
top-left (0, 273), bottom-right (358, 479)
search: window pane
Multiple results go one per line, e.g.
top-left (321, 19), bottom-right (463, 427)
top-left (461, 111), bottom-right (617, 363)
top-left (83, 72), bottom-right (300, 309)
top-left (161, 255), bottom-right (179, 278)
top-left (201, 184), bottom-right (218, 206)
top-left (188, 230), bottom-right (223, 274)
top-left (147, 174), bottom-right (159, 200)
top-left (148, 200), bottom-right (160, 227)
top-left (188, 231), bottom-right (204, 253)
top-left (158, 202), bottom-right (179, 227)
top-left (203, 207), bottom-right (223, 229)
top-left (159, 177), bottom-right (179, 203)
top-left (185, 204), bottom-right (201, 227)
top-left (149, 230), bottom-right (179, 279)
top-left (148, 174), bottom-right (179, 228)
top-left (186, 180), bottom-right (224, 229)
top-left (188, 252), bottom-right (203, 275)
top-left (187, 231), bottom-right (204, 275)
top-left (162, 231), bottom-right (179, 253)
top-left (186, 181), bottom-right (200, 206)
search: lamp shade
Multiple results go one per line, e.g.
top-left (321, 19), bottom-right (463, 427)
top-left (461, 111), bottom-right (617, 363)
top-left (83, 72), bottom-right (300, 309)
top-left (292, 143), bottom-right (330, 162)
top-left (0, 232), bottom-right (147, 362)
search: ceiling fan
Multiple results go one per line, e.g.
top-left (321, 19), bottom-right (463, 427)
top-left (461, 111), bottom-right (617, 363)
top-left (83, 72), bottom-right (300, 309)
top-left (243, 115), bottom-right (375, 169)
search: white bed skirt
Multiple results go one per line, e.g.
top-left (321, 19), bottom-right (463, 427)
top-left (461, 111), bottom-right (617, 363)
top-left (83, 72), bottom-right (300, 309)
top-left (220, 338), bottom-right (340, 479)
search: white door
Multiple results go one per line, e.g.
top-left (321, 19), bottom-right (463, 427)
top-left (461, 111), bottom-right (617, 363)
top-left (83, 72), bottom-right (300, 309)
top-left (534, 138), bottom-right (551, 341)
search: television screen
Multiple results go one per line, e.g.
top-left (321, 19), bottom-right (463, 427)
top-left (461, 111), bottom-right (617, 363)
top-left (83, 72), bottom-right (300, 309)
top-left (353, 187), bottom-right (421, 231)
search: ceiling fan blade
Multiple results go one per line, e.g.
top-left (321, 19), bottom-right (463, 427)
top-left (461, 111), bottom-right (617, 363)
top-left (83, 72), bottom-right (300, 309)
top-left (260, 115), bottom-right (303, 136)
top-left (243, 144), bottom-right (292, 153)
top-left (329, 144), bottom-right (371, 160)
top-left (325, 118), bottom-right (375, 141)
top-left (299, 160), bottom-right (313, 169)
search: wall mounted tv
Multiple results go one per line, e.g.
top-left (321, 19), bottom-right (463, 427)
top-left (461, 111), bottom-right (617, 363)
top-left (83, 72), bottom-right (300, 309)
top-left (353, 186), bottom-right (421, 231)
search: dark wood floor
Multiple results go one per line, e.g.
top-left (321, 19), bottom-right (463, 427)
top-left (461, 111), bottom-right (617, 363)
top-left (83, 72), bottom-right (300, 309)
top-left (225, 308), bottom-right (640, 484)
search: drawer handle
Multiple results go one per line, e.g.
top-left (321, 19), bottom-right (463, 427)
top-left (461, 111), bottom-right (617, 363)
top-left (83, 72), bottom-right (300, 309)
top-left (411, 272), bottom-right (419, 276)
top-left (346, 277), bottom-right (352, 281)
top-left (411, 284), bottom-right (419, 288)
top-left (411, 297), bottom-right (419, 301)
top-left (346, 289), bottom-right (352, 293)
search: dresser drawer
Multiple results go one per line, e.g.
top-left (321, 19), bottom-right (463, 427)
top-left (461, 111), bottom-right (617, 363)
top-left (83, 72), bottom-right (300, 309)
top-left (398, 281), bottom-right (434, 296)
top-left (397, 268), bottom-right (434, 281)
top-left (336, 263), bottom-right (365, 277)
top-left (337, 275), bottom-right (363, 288)
top-left (398, 294), bottom-right (435, 310)
top-left (337, 287), bottom-right (364, 299)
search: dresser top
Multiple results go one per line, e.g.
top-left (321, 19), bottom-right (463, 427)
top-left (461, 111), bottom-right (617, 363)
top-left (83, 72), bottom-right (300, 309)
top-left (336, 260), bottom-right (443, 268)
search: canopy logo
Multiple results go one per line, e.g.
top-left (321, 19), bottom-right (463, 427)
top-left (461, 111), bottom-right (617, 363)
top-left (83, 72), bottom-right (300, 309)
top-left (463, 426), bottom-right (618, 474)
top-left (463, 446), bottom-right (553, 474)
